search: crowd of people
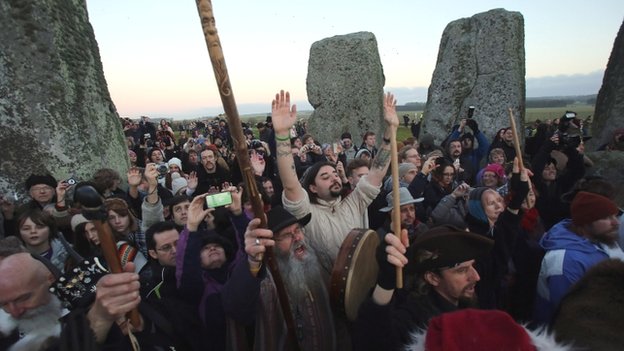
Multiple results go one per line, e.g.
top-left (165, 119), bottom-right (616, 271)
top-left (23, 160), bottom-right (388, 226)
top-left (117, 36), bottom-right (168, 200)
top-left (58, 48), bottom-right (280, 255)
top-left (0, 90), bottom-right (623, 350)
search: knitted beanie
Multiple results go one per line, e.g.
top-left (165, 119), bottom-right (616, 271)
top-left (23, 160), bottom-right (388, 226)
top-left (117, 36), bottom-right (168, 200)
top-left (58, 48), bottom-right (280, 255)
top-left (571, 191), bottom-right (619, 226)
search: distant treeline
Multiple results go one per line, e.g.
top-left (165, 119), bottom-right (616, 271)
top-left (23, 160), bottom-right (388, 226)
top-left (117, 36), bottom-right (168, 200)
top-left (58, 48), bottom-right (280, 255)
top-left (398, 94), bottom-right (596, 111)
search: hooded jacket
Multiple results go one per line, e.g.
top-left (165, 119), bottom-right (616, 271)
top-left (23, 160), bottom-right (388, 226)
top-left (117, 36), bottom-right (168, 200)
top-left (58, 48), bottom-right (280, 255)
top-left (534, 219), bottom-right (610, 324)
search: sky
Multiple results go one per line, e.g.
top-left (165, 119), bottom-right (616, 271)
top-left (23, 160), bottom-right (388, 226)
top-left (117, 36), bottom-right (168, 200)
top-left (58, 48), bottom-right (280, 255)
top-left (85, 1), bottom-right (624, 119)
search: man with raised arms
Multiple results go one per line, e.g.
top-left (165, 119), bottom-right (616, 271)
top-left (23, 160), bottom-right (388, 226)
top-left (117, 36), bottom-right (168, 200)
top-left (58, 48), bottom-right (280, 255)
top-left (272, 90), bottom-right (398, 273)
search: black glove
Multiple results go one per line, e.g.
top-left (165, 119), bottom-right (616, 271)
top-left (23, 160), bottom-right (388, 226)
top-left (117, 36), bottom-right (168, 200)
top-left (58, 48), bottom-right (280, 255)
top-left (376, 235), bottom-right (397, 290)
top-left (466, 119), bottom-right (479, 134)
top-left (508, 172), bottom-right (529, 210)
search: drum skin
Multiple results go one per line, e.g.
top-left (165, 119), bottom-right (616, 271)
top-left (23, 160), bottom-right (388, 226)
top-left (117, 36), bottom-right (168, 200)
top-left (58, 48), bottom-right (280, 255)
top-left (330, 228), bottom-right (380, 321)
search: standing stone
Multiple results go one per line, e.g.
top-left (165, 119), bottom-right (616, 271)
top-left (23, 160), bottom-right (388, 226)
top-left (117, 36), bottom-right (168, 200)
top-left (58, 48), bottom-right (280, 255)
top-left (587, 19), bottom-right (624, 150)
top-left (0, 0), bottom-right (128, 198)
top-left (422, 9), bottom-right (525, 144)
top-left (306, 32), bottom-right (385, 145)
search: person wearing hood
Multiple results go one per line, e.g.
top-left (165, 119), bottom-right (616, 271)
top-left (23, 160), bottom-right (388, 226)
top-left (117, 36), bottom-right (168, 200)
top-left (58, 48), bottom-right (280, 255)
top-left (534, 191), bottom-right (622, 324)
top-left (176, 187), bottom-right (248, 351)
top-left (463, 158), bottom-right (530, 310)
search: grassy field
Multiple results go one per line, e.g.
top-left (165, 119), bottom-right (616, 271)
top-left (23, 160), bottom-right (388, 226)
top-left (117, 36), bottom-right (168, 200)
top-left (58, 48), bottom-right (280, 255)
top-left (180, 104), bottom-right (594, 143)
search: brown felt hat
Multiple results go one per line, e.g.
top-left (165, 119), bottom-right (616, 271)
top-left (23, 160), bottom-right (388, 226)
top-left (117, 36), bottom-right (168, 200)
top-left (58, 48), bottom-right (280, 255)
top-left (407, 225), bottom-right (493, 274)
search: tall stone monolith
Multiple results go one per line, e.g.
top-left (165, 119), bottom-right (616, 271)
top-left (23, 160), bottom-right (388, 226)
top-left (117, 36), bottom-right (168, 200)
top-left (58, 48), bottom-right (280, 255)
top-left (306, 32), bottom-right (385, 145)
top-left (0, 0), bottom-right (128, 199)
top-left (422, 9), bottom-right (525, 144)
top-left (587, 19), bottom-right (624, 150)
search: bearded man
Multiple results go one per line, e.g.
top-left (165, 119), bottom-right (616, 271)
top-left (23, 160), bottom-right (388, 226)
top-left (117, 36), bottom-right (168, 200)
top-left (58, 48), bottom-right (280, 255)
top-left (353, 225), bottom-right (493, 351)
top-left (534, 191), bottom-right (623, 324)
top-left (222, 207), bottom-right (336, 351)
top-left (0, 250), bottom-right (141, 350)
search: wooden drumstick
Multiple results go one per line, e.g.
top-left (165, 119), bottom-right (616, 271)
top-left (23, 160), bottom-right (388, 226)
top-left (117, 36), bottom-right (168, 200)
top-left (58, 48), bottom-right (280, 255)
top-left (390, 132), bottom-right (403, 288)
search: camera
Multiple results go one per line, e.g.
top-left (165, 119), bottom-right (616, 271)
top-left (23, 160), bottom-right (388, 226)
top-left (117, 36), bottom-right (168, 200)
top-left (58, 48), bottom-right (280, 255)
top-left (467, 106), bottom-right (475, 119)
top-left (65, 178), bottom-right (77, 185)
top-left (156, 163), bottom-right (169, 177)
top-left (205, 191), bottom-right (233, 208)
top-left (555, 111), bottom-right (583, 149)
top-left (144, 133), bottom-right (151, 140)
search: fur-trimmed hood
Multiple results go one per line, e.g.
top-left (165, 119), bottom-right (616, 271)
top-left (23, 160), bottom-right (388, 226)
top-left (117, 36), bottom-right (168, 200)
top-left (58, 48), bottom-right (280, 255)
top-left (403, 309), bottom-right (573, 351)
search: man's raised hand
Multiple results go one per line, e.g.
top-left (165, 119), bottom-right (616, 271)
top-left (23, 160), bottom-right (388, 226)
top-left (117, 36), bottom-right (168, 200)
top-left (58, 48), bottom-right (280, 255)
top-left (271, 90), bottom-right (297, 135)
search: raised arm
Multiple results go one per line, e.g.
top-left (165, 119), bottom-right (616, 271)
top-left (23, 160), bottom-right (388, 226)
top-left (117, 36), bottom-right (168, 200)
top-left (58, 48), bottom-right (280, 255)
top-left (367, 93), bottom-right (400, 187)
top-left (272, 90), bottom-right (305, 202)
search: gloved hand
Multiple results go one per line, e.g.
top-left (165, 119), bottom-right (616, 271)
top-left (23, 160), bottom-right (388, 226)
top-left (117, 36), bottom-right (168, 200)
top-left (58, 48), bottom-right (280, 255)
top-left (508, 170), bottom-right (529, 210)
top-left (376, 236), bottom-right (396, 290)
top-left (466, 119), bottom-right (479, 134)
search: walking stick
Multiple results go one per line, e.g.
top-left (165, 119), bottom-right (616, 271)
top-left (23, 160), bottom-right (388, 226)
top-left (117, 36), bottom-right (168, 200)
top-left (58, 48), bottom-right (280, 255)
top-left (193, 1), bottom-right (300, 349)
top-left (74, 186), bottom-right (142, 330)
top-left (508, 108), bottom-right (524, 169)
top-left (389, 132), bottom-right (403, 288)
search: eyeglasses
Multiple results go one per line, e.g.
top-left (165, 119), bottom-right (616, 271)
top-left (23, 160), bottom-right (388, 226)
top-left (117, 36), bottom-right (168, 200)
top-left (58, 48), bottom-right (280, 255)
top-left (31, 186), bottom-right (54, 192)
top-left (276, 226), bottom-right (303, 242)
top-left (156, 240), bottom-right (178, 253)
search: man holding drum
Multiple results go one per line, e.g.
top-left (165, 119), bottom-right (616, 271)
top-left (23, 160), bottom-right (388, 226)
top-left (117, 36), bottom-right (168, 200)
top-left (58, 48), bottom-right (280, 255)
top-left (272, 90), bottom-right (399, 274)
top-left (352, 225), bottom-right (493, 351)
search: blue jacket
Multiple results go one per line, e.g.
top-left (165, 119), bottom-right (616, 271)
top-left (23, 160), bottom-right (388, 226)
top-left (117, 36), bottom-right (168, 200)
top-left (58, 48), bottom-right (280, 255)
top-left (534, 219), bottom-right (609, 324)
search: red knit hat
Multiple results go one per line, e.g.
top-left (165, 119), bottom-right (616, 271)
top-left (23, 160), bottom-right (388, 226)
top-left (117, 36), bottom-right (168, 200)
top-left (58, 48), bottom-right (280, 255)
top-left (425, 309), bottom-right (536, 351)
top-left (571, 191), bottom-right (619, 226)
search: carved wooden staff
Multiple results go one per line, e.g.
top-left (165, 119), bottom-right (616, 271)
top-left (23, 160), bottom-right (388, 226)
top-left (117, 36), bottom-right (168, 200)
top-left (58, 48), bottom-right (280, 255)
top-left (193, 1), bottom-right (300, 349)
top-left (389, 131), bottom-right (404, 288)
top-left (74, 186), bottom-right (141, 329)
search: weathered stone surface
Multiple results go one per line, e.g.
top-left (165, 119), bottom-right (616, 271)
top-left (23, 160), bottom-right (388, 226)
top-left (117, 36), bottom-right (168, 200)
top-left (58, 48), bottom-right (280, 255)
top-left (0, 0), bottom-right (128, 198)
top-left (585, 151), bottom-right (624, 207)
top-left (422, 9), bottom-right (525, 144)
top-left (306, 32), bottom-right (385, 145)
top-left (587, 19), bottom-right (624, 150)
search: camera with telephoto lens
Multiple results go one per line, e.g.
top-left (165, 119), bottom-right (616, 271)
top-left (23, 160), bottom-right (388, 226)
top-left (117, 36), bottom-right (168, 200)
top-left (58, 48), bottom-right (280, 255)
top-left (555, 111), bottom-right (582, 150)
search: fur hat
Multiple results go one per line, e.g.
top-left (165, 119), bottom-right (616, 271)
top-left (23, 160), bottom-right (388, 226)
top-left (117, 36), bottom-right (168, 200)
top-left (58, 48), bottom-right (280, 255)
top-left (552, 259), bottom-right (624, 350)
top-left (25, 173), bottom-right (57, 190)
top-left (570, 191), bottom-right (619, 226)
top-left (170, 172), bottom-right (188, 195)
top-left (167, 157), bottom-right (183, 171)
top-left (407, 225), bottom-right (493, 273)
top-left (406, 309), bottom-right (571, 351)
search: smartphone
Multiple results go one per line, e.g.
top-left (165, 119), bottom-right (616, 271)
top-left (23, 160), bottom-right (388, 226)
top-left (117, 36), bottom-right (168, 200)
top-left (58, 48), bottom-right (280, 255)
top-left (205, 191), bottom-right (233, 208)
top-left (467, 106), bottom-right (475, 119)
top-left (332, 142), bottom-right (339, 154)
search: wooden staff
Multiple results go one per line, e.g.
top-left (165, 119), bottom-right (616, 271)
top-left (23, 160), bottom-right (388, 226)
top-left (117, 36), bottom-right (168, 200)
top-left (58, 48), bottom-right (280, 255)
top-left (74, 186), bottom-right (141, 328)
top-left (508, 108), bottom-right (524, 168)
top-left (193, 1), bottom-right (300, 349)
top-left (389, 132), bottom-right (403, 288)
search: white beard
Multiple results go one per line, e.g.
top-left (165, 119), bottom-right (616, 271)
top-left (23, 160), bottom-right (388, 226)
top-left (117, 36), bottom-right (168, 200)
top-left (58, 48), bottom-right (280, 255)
top-left (0, 295), bottom-right (63, 351)
top-left (404, 324), bottom-right (573, 351)
top-left (277, 244), bottom-right (323, 304)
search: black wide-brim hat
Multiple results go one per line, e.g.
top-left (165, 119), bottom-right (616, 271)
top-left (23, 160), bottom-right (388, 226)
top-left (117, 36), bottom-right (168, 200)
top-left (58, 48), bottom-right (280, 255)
top-left (407, 225), bottom-right (493, 274)
top-left (267, 206), bottom-right (311, 234)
